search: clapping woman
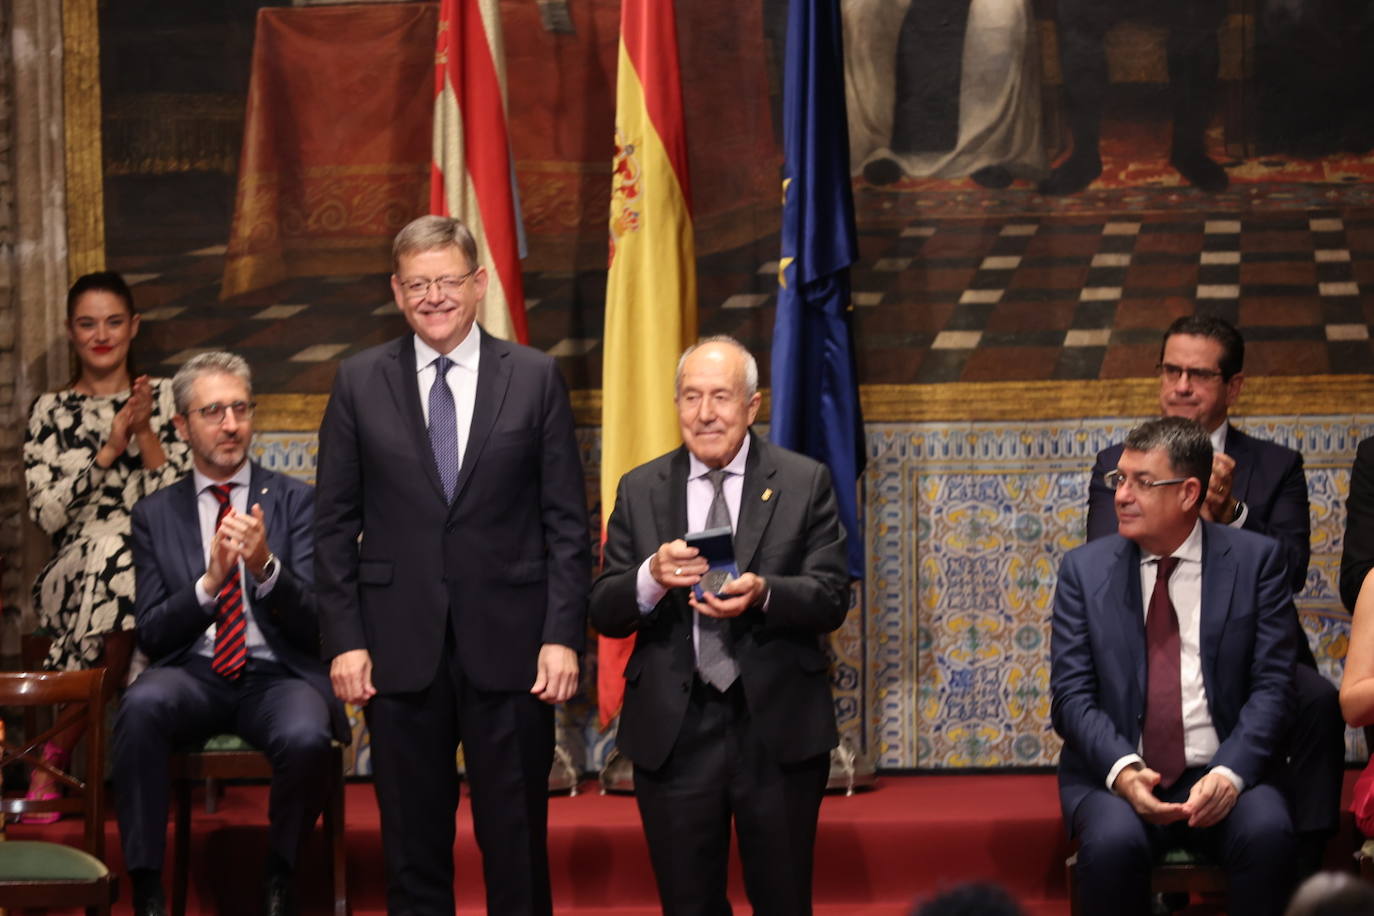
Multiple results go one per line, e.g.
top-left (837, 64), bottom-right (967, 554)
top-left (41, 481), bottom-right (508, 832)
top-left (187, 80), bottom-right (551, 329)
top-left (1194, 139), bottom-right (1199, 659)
top-left (22, 271), bottom-right (189, 820)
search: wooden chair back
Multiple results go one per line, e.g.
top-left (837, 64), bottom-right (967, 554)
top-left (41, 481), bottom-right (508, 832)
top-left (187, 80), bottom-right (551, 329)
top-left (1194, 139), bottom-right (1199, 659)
top-left (0, 668), bottom-right (110, 859)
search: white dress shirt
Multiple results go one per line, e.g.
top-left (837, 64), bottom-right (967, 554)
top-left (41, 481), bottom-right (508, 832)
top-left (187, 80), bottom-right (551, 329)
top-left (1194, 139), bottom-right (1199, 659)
top-left (191, 462), bottom-right (277, 661)
top-left (1106, 520), bottom-right (1242, 794)
top-left (415, 327), bottom-right (480, 471)
top-left (634, 437), bottom-right (753, 665)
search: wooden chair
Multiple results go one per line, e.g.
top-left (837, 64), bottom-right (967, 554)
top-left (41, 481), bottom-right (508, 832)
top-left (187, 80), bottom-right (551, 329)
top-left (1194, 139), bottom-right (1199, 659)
top-left (0, 668), bottom-right (118, 915)
top-left (1067, 848), bottom-right (1225, 915)
top-left (169, 734), bottom-right (349, 916)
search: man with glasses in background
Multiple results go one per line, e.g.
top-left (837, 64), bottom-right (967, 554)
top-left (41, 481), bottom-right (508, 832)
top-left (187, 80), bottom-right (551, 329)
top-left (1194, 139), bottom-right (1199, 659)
top-left (115, 351), bottom-right (345, 916)
top-left (1055, 416), bottom-right (1297, 916)
top-left (1084, 315), bottom-right (1343, 880)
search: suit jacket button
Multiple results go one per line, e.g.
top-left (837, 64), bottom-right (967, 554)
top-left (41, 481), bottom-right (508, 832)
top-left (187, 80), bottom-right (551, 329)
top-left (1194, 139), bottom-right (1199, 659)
top-left (681, 682), bottom-right (690, 693)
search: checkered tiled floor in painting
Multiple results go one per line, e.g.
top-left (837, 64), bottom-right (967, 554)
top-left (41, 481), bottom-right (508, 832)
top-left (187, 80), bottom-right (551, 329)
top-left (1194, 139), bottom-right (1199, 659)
top-left (110, 207), bottom-right (1374, 396)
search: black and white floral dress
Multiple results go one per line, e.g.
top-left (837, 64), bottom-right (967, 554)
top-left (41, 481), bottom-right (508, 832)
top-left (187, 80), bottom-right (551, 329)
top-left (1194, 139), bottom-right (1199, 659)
top-left (23, 379), bottom-right (190, 671)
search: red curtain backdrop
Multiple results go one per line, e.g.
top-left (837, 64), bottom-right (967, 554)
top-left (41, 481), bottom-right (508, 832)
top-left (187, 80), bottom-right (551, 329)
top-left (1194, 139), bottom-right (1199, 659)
top-left (222, 4), bottom-right (437, 299)
top-left (223, 1), bottom-right (778, 300)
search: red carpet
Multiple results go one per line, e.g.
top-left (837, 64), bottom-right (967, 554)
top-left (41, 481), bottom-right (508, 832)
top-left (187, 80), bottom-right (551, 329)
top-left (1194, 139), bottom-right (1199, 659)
top-left (7, 772), bottom-right (1365, 914)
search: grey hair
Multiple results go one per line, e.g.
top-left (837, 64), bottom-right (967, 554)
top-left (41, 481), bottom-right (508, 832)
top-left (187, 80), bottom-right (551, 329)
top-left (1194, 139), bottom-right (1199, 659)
top-left (392, 215), bottom-right (478, 272)
top-left (675, 335), bottom-right (759, 398)
top-left (172, 351), bottom-right (253, 415)
top-left (1122, 416), bottom-right (1212, 495)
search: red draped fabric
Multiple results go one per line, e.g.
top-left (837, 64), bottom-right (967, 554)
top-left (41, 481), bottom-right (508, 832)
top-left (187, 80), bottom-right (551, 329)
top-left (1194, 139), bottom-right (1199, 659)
top-left (222, 4), bottom-right (436, 299)
top-left (223, 1), bottom-right (777, 299)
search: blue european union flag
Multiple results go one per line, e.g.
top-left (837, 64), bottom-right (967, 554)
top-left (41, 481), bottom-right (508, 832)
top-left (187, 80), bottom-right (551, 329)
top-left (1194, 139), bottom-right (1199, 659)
top-left (770, 0), bottom-right (866, 579)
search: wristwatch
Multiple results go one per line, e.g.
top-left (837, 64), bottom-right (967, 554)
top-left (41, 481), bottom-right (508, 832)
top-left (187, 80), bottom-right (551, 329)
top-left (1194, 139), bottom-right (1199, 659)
top-left (1229, 499), bottom-right (1244, 523)
top-left (254, 552), bottom-right (280, 582)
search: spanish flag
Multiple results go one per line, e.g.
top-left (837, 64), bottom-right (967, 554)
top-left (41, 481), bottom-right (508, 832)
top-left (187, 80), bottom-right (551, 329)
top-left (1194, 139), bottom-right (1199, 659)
top-left (431, 0), bottom-right (528, 343)
top-left (598, 0), bottom-right (698, 729)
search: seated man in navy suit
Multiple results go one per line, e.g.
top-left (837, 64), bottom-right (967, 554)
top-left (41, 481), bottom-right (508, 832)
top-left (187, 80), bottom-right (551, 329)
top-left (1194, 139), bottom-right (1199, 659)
top-left (1085, 314), bottom-right (1343, 878)
top-left (115, 351), bottom-right (346, 916)
top-left (1054, 416), bottom-right (1297, 916)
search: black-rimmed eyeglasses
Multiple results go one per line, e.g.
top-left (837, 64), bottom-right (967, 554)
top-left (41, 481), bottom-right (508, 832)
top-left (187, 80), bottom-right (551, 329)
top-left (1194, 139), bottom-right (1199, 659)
top-left (1157, 362), bottom-right (1225, 385)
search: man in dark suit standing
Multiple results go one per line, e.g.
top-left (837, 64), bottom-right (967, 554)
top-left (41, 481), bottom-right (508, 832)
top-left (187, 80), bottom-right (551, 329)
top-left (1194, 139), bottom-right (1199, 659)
top-left (1054, 416), bottom-right (1297, 916)
top-left (1085, 314), bottom-right (1342, 877)
top-left (117, 351), bottom-right (345, 916)
top-left (590, 337), bottom-right (849, 915)
top-left (314, 216), bottom-right (589, 915)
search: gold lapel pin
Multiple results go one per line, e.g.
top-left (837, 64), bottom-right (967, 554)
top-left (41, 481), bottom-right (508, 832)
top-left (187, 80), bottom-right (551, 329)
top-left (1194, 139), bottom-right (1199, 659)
top-left (260, 487), bottom-right (269, 495)
top-left (762, 488), bottom-right (773, 502)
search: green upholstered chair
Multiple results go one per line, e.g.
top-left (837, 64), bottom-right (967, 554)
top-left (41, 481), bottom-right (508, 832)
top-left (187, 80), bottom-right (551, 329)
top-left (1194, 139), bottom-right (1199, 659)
top-left (169, 733), bottom-right (348, 916)
top-left (0, 668), bottom-right (117, 915)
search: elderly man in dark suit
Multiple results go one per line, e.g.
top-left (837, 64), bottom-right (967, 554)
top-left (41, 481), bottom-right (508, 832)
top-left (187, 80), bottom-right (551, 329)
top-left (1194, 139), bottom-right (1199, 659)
top-left (1085, 314), bottom-right (1342, 878)
top-left (116, 351), bottom-right (345, 916)
top-left (1055, 416), bottom-right (1297, 916)
top-left (314, 215), bottom-right (589, 915)
top-left (590, 336), bottom-right (850, 915)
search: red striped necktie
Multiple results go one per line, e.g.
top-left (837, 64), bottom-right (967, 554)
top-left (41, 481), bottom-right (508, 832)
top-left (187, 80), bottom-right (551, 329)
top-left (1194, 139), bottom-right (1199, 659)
top-left (208, 484), bottom-right (247, 680)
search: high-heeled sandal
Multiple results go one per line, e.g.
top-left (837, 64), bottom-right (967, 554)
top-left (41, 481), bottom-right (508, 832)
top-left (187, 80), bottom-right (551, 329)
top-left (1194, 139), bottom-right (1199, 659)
top-left (21, 741), bottom-right (69, 824)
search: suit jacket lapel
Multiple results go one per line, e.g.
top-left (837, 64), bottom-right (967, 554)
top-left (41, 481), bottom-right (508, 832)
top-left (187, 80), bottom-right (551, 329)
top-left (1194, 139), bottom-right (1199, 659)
top-left (380, 335), bottom-right (447, 503)
top-left (246, 464), bottom-right (277, 554)
top-left (171, 475), bottom-right (205, 584)
top-left (1200, 525), bottom-right (1235, 686)
top-left (734, 433), bottom-right (778, 573)
top-left (1225, 424), bottom-right (1255, 503)
top-left (652, 448), bottom-right (691, 547)
top-left (452, 329), bottom-right (511, 506)
top-left (1107, 539), bottom-right (1148, 704)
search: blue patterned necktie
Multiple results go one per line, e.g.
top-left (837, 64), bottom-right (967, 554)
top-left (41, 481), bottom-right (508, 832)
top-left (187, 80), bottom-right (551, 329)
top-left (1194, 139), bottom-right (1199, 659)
top-left (696, 468), bottom-right (739, 691)
top-left (429, 356), bottom-right (459, 501)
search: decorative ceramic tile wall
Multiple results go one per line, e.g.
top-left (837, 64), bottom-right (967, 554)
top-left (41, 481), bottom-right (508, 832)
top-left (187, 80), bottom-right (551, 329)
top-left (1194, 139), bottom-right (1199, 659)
top-left (255, 415), bottom-right (1373, 775)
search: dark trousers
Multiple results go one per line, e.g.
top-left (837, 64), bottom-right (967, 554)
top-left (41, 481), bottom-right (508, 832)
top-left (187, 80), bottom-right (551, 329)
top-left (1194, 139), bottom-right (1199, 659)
top-left (1282, 664), bottom-right (1346, 837)
top-left (113, 654), bottom-right (333, 871)
top-left (364, 627), bottom-right (555, 916)
top-left (633, 679), bottom-right (830, 916)
top-left (1071, 768), bottom-right (1295, 916)
top-left (1054, 0), bottom-right (1227, 156)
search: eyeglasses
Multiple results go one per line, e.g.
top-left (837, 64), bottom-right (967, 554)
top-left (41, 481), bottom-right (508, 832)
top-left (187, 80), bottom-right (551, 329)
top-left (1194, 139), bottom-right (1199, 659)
top-left (1157, 362), bottom-right (1225, 385)
top-left (398, 269), bottom-right (477, 300)
top-left (185, 400), bottom-right (255, 424)
top-left (1103, 469), bottom-right (1189, 492)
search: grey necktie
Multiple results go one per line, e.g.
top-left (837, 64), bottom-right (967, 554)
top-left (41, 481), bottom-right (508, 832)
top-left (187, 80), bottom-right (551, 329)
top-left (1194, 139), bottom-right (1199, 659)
top-left (697, 468), bottom-right (739, 691)
top-left (428, 356), bottom-right (459, 501)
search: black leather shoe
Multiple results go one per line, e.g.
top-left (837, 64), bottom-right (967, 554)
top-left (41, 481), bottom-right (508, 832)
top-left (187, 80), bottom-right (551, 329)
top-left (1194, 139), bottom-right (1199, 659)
top-left (130, 870), bottom-right (167, 916)
top-left (263, 871), bottom-right (297, 916)
top-left (133, 890), bottom-right (167, 916)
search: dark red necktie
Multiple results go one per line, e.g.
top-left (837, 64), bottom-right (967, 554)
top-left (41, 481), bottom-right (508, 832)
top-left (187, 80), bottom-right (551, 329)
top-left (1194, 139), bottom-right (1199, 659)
top-left (1143, 555), bottom-right (1185, 788)
top-left (208, 484), bottom-right (247, 680)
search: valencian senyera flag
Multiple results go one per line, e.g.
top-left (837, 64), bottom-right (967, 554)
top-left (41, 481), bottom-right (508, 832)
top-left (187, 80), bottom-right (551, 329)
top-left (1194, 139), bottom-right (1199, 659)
top-left (431, 0), bottom-right (528, 343)
top-left (771, 0), bottom-right (866, 579)
top-left (598, 0), bottom-right (699, 729)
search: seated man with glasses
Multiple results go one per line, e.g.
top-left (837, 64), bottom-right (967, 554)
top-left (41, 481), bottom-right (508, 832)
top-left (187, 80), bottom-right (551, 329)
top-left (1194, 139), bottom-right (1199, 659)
top-left (1056, 416), bottom-right (1297, 916)
top-left (114, 351), bottom-right (347, 916)
top-left (1084, 314), bottom-right (1342, 881)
